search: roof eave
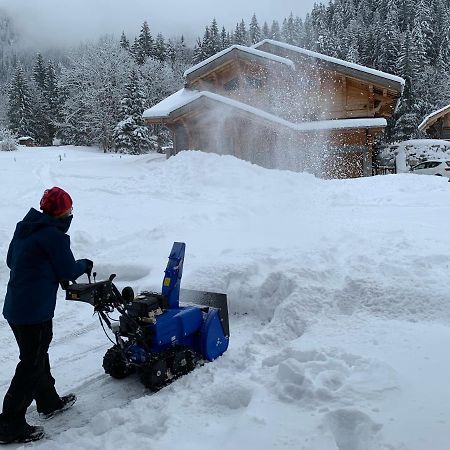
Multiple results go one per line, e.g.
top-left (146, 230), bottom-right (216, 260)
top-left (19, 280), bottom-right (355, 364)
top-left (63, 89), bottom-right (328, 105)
top-left (145, 92), bottom-right (387, 133)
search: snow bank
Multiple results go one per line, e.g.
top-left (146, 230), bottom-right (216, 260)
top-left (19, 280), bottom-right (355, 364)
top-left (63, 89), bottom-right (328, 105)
top-left (0, 147), bottom-right (449, 449)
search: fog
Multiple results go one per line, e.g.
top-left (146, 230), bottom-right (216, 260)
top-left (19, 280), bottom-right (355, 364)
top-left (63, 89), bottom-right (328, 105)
top-left (0, 0), bottom-right (318, 48)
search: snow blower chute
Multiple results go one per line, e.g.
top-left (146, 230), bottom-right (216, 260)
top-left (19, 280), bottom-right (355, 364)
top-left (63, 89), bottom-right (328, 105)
top-left (65, 242), bottom-right (229, 390)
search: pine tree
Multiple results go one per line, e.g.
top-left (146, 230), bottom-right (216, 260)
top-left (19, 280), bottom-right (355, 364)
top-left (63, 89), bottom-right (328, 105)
top-left (397, 28), bottom-right (421, 80)
top-left (220, 26), bottom-right (230, 50)
top-left (261, 22), bottom-right (270, 40)
top-left (270, 20), bottom-right (281, 40)
top-left (192, 37), bottom-right (206, 64)
top-left (281, 13), bottom-right (296, 45)
top-left (45, 62), bottom-right (62, 141)
top-left (32, 54), bottom-right (56, 145)
top-left (293, 16), bottom-right (305, 47)
top-left (120, 31), bottom-right (130, 50)
top-left (8, 66), bottom-right (35, 138)
top-left (30, 83), bottom-right (51, 145)
top-left (136, 21), bottom-right (154, 64)
top-left (414, 0), bottom-right (435, 63)
top-left (201, 26), bottom-right (212, 58)
top-left (377, 7), bottom-right (401, 73)
top-left (208, 18), bottom-right (221, 54)
top-left (130, 37), bottom-right (140, 61)
top-left (114, 68), bottom-right (155, 154)
top-left (249, 14), bottom-right (261, 44)
top-left (234, 20), bottom-right (249, 45)
top-left (33, 53), bottom-right (47, 91)
top-left (166, 39), bottom-right (176, 65)
top-left (154, 33), bottom-right (167, 62)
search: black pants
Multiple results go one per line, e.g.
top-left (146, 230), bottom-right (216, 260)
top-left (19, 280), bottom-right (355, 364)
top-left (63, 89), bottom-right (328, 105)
top-left (1, 320), bottom-right (62, 429)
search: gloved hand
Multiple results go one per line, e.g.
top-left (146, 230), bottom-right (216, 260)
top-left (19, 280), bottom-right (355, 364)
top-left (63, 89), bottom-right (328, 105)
top-left (82, 259), bottom-right (94, 275)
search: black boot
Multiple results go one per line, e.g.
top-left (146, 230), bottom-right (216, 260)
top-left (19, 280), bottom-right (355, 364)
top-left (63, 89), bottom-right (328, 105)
top-left (39, 393), bottom-right (77, 419)
top-left (0, 421), bottom-right (45, 445)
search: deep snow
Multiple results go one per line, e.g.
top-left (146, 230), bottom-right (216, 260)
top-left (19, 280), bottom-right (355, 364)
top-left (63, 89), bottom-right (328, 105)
top-left (1, 146), bottom-right (450, 450)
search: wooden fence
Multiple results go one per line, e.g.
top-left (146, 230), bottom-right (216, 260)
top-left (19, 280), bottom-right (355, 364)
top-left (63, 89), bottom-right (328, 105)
top-left (372, 165), bottom-right (396, 176)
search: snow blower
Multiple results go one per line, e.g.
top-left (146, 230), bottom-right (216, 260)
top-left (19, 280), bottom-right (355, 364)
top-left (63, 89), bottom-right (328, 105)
top-left (65, 242), bottom-right (229, 390)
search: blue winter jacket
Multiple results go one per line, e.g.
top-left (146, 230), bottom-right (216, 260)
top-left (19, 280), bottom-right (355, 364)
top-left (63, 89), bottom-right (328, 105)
top-left (3, 208), bottom-right (87, 325)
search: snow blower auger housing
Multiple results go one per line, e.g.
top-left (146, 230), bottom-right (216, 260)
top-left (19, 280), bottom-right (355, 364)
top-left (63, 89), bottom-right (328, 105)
top-left (65, 242), bottom-right (229, 390)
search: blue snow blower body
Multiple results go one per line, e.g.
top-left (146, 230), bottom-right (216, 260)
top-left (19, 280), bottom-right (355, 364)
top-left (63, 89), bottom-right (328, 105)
top-left (65, 242), bottom-right (229, 390)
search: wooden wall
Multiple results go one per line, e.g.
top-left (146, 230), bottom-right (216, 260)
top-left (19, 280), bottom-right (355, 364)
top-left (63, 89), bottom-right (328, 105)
top-left (168, 107), bottom-right (378, 178)
top-left (426, 113), bottom-right (450, 140)
top-left (187, 55), bottom-right (396, 125)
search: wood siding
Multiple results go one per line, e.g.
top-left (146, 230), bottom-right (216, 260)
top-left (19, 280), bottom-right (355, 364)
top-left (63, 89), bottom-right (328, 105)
top-left (424, 112), bottom-right (450, 140)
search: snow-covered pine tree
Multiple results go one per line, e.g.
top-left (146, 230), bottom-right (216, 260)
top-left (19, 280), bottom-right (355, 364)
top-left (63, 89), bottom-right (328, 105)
top-left (32, 54), bottom-right (55, 145)
top-left (249, 14), bottom-right (261, 45)
top-left (261, 22), bottom-right (270, 40)
top-left (154, 33), bottom-right (167, 62)
top-left (292, 16), bottom-right (305, 47)
top-left (414, 0), bottom-right (435, 63)
top-left (192, 36), bottom-right (206, 64)
top-left (377, 7), bottom-right (401, 73)
top-left (130, 37), bottom-right (140, 62)
top-left (7, 66), bottom-right (35, 138)
top-left (120, 31), bottom-right (130, 50)
top-left (220, 26), bottom-right (230, 50)
top-left (234, 20), bottom-right (249, 45)
top-left (136, 21), bottom-right (154, 64)
top-left (45, 62), bottom-right (62, 141)
top-left (208, 19), bottom-right (221, 55)
top-left (33, 53), bottom-right (47, 91)
top-left (270, 20), bottom-right (281, 40)
top-left (281, 13), bottom-right (295, 45)
top-left (114, 68), bottom-right (155, 154)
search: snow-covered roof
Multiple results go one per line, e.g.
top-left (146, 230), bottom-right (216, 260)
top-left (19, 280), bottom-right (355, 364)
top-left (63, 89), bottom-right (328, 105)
top-left (418, 104), bottom-right (450, 131)
top-left (18, 136), bottom-right (35, 141)
top-left (184, 45), bottom-right (295, 78)
top-left (143, 88), bottom-right (387, 132)
top-left (143, 89), bottom-right (201, 119)
top-left (253, 39), bottom-right (405, 90)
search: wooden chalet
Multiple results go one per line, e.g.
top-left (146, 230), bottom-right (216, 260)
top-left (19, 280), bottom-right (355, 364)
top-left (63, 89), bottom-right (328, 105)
top-left (17, 136), bottom-right (35, 147)
top-left (418, 105), bottom-right (450, 140)
top-left (143, 40), bottom-right (405, 178)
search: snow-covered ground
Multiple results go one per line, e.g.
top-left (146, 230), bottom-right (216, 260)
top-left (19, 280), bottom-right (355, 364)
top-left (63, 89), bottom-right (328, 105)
top-left (1, 146), bottom-right (450, 450)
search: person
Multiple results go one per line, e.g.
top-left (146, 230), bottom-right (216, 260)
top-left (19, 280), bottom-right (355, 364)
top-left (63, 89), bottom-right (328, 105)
top-left (0, 187), bottom-right (93, 444)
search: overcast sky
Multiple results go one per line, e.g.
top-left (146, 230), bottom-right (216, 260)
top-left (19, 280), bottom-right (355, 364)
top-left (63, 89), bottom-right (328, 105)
top-left (1, 0), bottom-right (318, 47)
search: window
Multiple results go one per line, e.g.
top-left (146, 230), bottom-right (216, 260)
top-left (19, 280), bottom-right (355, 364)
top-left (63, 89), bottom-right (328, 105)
top-left (425, 161), bottom-right (441, 168)
top-left (224, 78), bottom-right (239, 91)
top-left (245, 76), bottom-right (262, 89)
top-left (412, 163), bottom-right (426, 170)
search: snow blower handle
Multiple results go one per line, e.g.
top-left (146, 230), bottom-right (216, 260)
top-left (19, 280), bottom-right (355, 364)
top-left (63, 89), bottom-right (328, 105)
top-left (84, 259), bottom-right (94, 283)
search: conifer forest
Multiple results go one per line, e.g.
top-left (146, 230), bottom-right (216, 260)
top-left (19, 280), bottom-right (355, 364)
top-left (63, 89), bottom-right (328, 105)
top-left (1, 0), bottom-right (449, 153)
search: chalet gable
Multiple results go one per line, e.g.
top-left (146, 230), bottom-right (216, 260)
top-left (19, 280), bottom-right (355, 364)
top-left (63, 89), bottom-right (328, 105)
top-left (184, 45), bottom-right (294, 90)
top-left (418, 104), bottom-right (450, 140)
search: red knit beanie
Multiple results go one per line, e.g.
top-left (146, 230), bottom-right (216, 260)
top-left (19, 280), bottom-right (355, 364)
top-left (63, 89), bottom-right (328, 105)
top-left (40, 187), bottom-right (73, 217)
